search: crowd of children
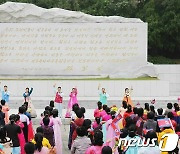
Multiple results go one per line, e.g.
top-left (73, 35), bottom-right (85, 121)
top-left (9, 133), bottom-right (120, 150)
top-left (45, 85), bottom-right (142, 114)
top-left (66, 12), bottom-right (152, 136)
top-left (0, 84), bottom-right (180, 154)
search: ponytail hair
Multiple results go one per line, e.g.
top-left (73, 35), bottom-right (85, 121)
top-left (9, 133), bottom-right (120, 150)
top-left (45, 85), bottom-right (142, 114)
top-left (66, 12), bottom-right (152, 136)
top-left (9, 114), bottom-right (15, 124)
top-left (34, 133), bottom-right (43, 152)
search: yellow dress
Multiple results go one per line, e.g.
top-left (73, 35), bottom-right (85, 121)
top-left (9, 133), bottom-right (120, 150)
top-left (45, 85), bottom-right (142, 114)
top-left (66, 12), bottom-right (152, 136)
top-left (31, 137), bottom-right (51, 149)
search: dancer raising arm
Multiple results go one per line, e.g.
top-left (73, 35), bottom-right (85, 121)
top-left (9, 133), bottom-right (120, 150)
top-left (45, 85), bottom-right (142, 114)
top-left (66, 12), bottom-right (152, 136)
top-left (53, 83), bottom-right (64, 118)
top-left (98, 83), bottom-right (109, 105)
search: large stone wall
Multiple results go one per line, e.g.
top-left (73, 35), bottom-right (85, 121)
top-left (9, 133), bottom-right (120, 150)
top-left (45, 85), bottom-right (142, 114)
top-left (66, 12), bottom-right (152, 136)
top-left (0, 2), bottom-right (157, 78)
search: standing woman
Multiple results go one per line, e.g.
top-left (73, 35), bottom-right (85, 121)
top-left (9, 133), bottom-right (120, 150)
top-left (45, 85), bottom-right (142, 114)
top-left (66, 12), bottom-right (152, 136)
top-left (123, 87), bottom-right (134, 107)
top-left (65, 87), bottom-right (78, 118)
top-left (23, 87), bottom-right (37, 118)
top-left (0, 82), bottom-right (11, 104)
top-left (52, 109), bottom-right (62, 154)
top-left (98, 84), bottom-right (109, 105)
top-left (53, 84), bottom-right (64, 118)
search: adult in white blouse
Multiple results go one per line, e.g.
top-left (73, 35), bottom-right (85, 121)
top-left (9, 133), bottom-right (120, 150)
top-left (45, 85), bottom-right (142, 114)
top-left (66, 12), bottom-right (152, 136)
top-left (53, 83), bottom-right (64, 118)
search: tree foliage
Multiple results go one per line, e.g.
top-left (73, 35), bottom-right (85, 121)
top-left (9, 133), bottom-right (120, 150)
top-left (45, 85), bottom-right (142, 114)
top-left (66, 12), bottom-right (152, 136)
top-left (0, 0), bottom-right (179, 58)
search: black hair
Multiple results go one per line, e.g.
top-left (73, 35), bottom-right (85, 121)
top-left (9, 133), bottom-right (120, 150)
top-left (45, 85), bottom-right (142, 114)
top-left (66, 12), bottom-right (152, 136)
top-left (137, 108), bottom-right (144, 117)
top-left (110, 111), bottom-right (116, 119)
top-left (125, 88), bottom-right (129, 92)
top-left (95, 117), bottom-right (101, 125)
top-left (102, 105), bottom-right (107, 110)
top-left (58, 87), bottom-right (61, 89)
top-left (76, 126), bottom-right (86, 137)
top-left (19, 106), bottom-right (25, 114)
top-left (49, 107), bottom-right (53, 114)
top-left (105, 107), bottom-right (111, 115)
top-left (174, 103), bottom-right (179, 109)
top-left (167, 112), bottom-right (174, 119)
top-left (93, 130), bottom-right (104, 146)
top-left (147, 111), bottom-right (155, 119)
top-left (26, 87), bottom-right (29, 92)
top-left (45, 106), bottom-right (50, 111)
top-left (0, 105), bottom-right (2, 110)
top-left (36, 126), bottom-right (44, 134)
top-left (157, 108), bottom-right (163, 115)
top-left (128, 124), bottom-right (137, 138)
top-left (144, 103), bottom-right (150, 111)
top-left (34, 133), bottom-right (43, 152)
top-left (83, 119), bottom-right (92, 130)
top-left (145, 131), bottom-right (158, 144)
top-left (175, 106), bottom-right (180, 112)
top-left (122, 101), bottom-right (127, 109)
top-left (22, 105), bottom-right (28, 112)
top-left (120, 128), bottom-right (128, 138)
top-left (15, 114), bottom-right (20, 122)
top-left (43, 117), bottom-right (50, 126)
top-left (102, 146), bottom-right (112, 154)
top-left (150, 105), bottom-right (155, 113)
top-left (9, 114), bottom-right (16, 124)
top-left (80, 107), bottom-right (86, 114)
top-left (72, 104), bottom-right (79, 112)
top-left (133, 107), bottom-right (138, 114)
top-left (24, 142), bottom-right (35, 154)
top-left (52, 109), bottom-right (58, 118)
top-left (97, 101), bottom-right (102, 110)
top-left (24, 102), bottom-right (28, 106)
top-left (1, 100), bottom-right (5, 106)
top-left (4, 85), bottom-right (7, 88)
top-left (126, 104), bottom-right (132, 113)
top-left (125, 117), bottom-right (134, 128)
top-left (43, 110), bottom-right (50, 117)
top-left (167, 103), bottom-right (173, 109)
top-left (75, 109), bottom-right (83, 118)
top-left (49, 100), bottom-right (54, 108)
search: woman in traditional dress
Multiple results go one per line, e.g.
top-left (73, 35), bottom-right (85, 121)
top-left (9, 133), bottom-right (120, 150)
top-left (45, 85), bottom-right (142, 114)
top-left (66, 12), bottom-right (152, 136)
top-left (123, 88), bottom-right (134, 107)
top-left (23, 87), bottom-right (37, 118)
top-left (52, 109), bottom-right (62, 154)
top-left (98, 84), bottom-right (109, 105)
top-left (65, 87), bottom-right (78, 118)
top-left (15, 114), bottom-right (26, 154)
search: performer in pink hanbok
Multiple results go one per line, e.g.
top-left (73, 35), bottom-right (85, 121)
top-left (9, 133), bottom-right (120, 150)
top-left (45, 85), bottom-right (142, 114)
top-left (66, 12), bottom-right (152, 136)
top-left (65, 87), bottom-right (78, 118)
top-left (15, 114), bottom-right (26, 154)
top-left (106, 112), bottom-right (122, 151)
top-left (52, 109), bottom-right (62, 154)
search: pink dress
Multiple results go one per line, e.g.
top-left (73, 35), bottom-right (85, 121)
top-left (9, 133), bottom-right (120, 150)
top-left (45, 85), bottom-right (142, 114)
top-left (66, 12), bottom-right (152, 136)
top-left (65, 88), bottom-right (78, 118)
top-left (105, 119), bottom-right (115, 148)
top-left (16, 121), bottom-right (26, 154)
top-left (85, 145), bottom-right (104, 154)
top-left (92, 121), bottom-right (99, 129)
top-left (94, 109), bottom-right (102, 118)
top-left (105, 119), bottom-right (121, 153)
top-left (100, 110), bottom-right (107, 118)
top-left (2, 105), bottom-right (9, 124)
top-left (102, 114), bottom-right (111, 121)
top-left (40, 116), bottom-right (53, 127)
top-left (52, 117), bottom-right (62, 154)
top-left (34, 147), bottom-right (49, 154)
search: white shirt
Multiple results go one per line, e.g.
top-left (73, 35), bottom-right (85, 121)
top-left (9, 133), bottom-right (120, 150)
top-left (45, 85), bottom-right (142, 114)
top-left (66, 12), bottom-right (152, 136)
top-left (19, 114), bottom-right (30, 125)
